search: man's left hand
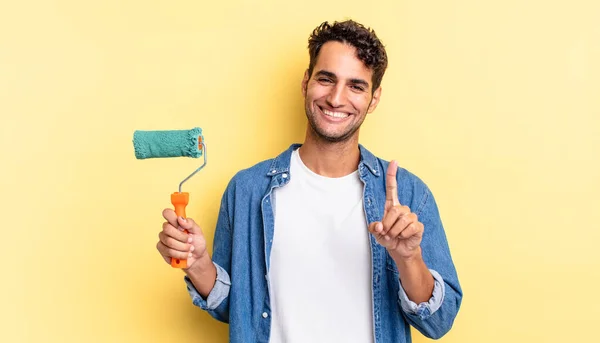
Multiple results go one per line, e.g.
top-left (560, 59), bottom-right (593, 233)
top-left (368, 160), bottom-right (424, 260)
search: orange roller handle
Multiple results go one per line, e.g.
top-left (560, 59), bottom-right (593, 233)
top-left (171, 192), bottom-right (190, 268)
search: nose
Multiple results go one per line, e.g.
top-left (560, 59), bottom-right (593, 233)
top-left (326, 83), bottom-right (345, 108)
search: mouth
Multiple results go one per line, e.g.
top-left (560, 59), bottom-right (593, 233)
top-left (318, 106), bottom-right (351, 120)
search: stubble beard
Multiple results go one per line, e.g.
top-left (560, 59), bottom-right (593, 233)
top-left (304, 101), bottom-right (366, 143)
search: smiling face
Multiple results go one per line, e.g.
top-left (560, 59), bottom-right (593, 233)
top-left (302, 41), bottom-right (382, 144)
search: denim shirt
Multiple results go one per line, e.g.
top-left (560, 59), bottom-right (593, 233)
top-left (184, 144), bottom-right (463, 342)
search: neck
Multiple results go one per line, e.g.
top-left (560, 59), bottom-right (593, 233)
top-left (298, 127), bottom-right (361, 178)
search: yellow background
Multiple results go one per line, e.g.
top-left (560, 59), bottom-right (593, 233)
top-left (1, 0), bottom-right (599, 342)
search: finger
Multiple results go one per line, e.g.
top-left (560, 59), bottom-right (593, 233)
top-left (162, 222), bottom-right (190, 243)
top-left (156, 241), bottom-right (191, 262)
top-left (381, 205), bottom-right (411, 236)
top-left (177, 217), bottom-right (203, 235)
top-left (368, 222), bottom-right (392, 248)
top-left (398, 222), bottom-right (422, 240)
top-left (368, 221), bottom-right (385, 237)
top-left (162, 208), bottom-right (179, 228)
top-left (386, 160), bottom-right (400, 206)
top-left (387, 212), bottom-right (417, 239)
top-left (156, 242), bottom-right (171, 264)
top-left (159, 231), bottom-right (191, 251)
top-left (381, 205), bottom-right (402, 235)
top-left (169, 247), bottom-right (191, 260)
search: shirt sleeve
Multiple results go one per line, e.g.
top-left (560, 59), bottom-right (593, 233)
top-left (184, 262), bottom-right (231, 310)
top-left (397, 269), bottom-right (445, 319)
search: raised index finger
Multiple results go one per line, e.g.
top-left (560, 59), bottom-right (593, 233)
top-left (386, 160), bottom-right (399, 206)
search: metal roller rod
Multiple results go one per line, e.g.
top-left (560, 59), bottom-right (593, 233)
top-left (178, 141), bottom-right (207, 193)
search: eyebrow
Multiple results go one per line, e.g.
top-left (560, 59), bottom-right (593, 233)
top-left (315, 70), bottom-right (370, 88)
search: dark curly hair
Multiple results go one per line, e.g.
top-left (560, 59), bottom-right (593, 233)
top-left (307, 20), bottom-right (388, 93)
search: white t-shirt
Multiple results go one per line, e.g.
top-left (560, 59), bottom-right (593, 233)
top-left (268, 148), bottom-right (374, 343)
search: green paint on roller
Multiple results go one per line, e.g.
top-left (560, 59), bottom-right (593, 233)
top-left (133, 127), bottom-right (203, 159)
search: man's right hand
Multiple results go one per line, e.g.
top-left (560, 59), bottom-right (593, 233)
top-left (156, 208), bottom-right (208, 270)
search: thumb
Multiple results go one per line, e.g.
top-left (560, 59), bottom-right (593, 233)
top-left (368, 221), bottom-right (384, 236)
top-left (177, 216), bottom-right (203, 235)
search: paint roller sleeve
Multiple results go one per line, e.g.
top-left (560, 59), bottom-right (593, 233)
top-left (133, 127), bottom-right (203, 159)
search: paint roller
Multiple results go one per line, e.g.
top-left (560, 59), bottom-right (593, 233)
top-left (132, 127), bottom-right (206, 268)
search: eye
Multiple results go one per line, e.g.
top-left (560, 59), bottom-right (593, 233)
top-left (318, 78), bottom-right (333, 84)
top-left (351, 85), bottom-right (366, 92)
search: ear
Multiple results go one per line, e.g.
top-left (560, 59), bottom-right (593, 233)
top-left (367, 86), bottom-right (382, 113)
top-left (301, 69), bottom-right (309, 97)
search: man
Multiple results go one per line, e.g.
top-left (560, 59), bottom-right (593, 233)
top-left (156, 20), bottom-right (462, 343)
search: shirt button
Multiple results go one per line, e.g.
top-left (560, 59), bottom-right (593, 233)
top-left (282, 173), bottom-right (288, 178)
top-left (271, 169), bottom-right (277, 173)
top-left (262, 312), bottom-right (268, 318)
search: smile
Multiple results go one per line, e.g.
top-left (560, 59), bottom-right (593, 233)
top-left (321, 107), bottom-right (350, 119)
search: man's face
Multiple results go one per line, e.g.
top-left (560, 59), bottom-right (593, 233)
top-left (302, 41), bottom-right (381, 143)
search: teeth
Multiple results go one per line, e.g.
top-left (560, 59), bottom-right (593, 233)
top-left (322, 109), bottom-right (349, 118)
